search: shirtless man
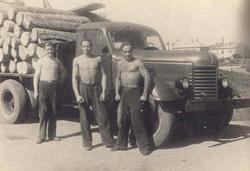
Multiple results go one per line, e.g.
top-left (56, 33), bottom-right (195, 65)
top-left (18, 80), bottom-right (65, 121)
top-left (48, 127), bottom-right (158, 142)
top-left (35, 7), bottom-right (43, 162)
top-left (72, 39), bottom-right (114, 151)
top-left (34, 42), bottom-right (66, 144)
top-left (112, 42), bottom-right (152, 155)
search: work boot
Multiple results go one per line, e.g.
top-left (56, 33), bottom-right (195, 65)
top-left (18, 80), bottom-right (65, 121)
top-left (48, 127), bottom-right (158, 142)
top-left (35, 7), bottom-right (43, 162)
top-left (48, 137), bottom-right (61, 141)
top-left (83, 145), bottom-right (92, 151)
top-left (36, 138), bottom-right (46, 144)
top-left (111, 145), bottom-right (127, 151)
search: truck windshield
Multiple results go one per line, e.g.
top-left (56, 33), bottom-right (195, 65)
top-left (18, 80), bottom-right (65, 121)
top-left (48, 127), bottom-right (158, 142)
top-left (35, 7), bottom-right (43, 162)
top-left (109, 28), bottom-right (164, 50)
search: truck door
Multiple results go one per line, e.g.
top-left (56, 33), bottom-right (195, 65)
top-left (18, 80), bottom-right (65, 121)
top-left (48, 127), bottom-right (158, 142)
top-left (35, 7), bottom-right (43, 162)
top-left (57, 41), bottom-right (76, 105)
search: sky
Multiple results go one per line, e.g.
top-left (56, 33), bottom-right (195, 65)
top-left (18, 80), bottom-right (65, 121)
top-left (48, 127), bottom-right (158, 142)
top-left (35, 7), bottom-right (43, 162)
top-left (23, 0), bottom-right (245, 45)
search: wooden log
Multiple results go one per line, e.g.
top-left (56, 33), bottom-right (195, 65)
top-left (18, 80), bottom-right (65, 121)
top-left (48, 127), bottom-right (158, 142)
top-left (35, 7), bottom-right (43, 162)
top-left (3, 36), bottom-right (11, 46)
top-left (27, 43), bottom-right (37, 57)
top-left (3, 20), bottom-right (15, 32)
top-left (0, 27), bottom-right (13, 38)
top-left (18, 12), bottom-right (89, 27)
top-left (20, 31), bottom-right (31, 46)
top-left (3, 41), bottom-right (10, 55)
top-left (0, 38), bottom-right (3, 47)
top-left (9, 60), bottom-right (17, 73)
top-left (10, 37), bottom-right (21, 48)
top-left (1, 62), bottom-right (9, 73)
top-left (6, 3), bottom-right (75, 20)
top-left (71, 3), bottom-right (105, 14)
top-left (0, 12), bottom-right (8, 26)
top-left (11, 48), bottom-right (18, 58)
top-left (13, 24), bottom-right (23, 38)
top-left (23, 17), bottom-right (84, 32)
top-left (36, 46), bottom-right (46, 58)
top-left (31, 57), bottom-right (39, 70)
top-left (18, 45), bottom-right (29, 61)
top-left (15, 11), bottom-right (24, 26)
top-left (0, 48), bottom-right (4, 62)
top-left (31, 28), bottom-right (77, 42)
top-left (16, 61), bottom-right (34, 74)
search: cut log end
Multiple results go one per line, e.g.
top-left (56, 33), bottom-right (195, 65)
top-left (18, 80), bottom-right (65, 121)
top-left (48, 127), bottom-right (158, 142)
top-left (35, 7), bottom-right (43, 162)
top-left (14, 24), bottom-right (22, 38)
top-left (7, 9), bottom-right (15, 20)
top-left (17, 61), bottom-right (34, 74)
top-left (20, 32), bottom-right (31, 46)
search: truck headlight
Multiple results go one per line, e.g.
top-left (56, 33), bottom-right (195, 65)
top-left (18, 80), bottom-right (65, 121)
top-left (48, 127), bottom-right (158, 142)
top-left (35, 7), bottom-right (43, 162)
top-left (221, 77), bottom-right (229, 88)
top-left (181, 77), bottom-right (189, 89)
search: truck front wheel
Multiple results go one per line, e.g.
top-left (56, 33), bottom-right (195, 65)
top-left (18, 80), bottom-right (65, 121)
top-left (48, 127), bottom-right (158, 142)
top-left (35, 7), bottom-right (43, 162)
top-left (152, 102), bottom-right (175, 147)
top-left (0, 80), bottom-right (28, 123)
top-left (205, 108), bottom-right (233, 133)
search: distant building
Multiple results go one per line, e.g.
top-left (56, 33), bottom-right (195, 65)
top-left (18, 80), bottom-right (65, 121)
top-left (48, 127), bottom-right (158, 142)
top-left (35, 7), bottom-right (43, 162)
top-left (209, 42), bottom-right (238, 60)
top-left (172, 39), bottom-right (209, 52)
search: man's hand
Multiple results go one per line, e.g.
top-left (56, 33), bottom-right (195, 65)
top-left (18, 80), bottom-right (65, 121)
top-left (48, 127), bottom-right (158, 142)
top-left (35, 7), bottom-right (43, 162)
top-left (76, 95), bottom-right (84, 104)
top-left (115, 94), bottom-right (120, 101)
top-left (99, 92), bottom-right (106, 102)
top-left (34, 91), bottom-right (38, 100)
top-left (140, 95), bottom-right (147, 101)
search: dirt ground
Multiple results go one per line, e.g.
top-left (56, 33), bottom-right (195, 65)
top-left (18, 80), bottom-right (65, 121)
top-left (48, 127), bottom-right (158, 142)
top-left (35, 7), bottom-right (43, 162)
top-left (0, 117), bottom-right (249, 171)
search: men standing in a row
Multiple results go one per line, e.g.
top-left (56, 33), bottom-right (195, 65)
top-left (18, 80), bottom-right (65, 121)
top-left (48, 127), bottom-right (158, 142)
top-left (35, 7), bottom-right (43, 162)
top-left (72, 39), bottom-right (115, 151)
top-left (112, 42), bottom-right (152, 155)
top-left (34, 42), bottom-right (66, 144)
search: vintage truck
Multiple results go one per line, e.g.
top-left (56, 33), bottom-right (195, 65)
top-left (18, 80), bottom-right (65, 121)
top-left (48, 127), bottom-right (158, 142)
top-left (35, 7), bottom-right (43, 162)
top-left (0, 12), bottom-right (250, 147)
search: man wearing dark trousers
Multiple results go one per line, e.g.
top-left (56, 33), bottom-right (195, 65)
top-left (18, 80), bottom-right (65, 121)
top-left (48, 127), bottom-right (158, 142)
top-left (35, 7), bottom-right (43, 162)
top-left (34, 42), bottom-right (66, 144)
top-left (112, 42), bottom-right (152, 155)
top-left (72, 39), bottom-right (114, 151)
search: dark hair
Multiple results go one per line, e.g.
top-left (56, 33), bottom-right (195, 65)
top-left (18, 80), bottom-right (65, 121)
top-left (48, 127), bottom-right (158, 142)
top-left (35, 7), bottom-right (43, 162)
top-left (44, 42), bottom-right (54, 49)
top-left (120, 41), bottom-right (133, 50)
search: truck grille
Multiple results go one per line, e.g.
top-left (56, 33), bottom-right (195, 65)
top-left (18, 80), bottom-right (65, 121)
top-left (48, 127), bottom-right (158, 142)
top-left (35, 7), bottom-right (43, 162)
top-left (193, 66), bottom-right (218, 100)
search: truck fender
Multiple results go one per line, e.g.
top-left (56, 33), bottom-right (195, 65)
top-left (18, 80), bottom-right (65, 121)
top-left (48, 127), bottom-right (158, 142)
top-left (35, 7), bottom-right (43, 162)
top-left (151, 80), bottom-right (179, 101)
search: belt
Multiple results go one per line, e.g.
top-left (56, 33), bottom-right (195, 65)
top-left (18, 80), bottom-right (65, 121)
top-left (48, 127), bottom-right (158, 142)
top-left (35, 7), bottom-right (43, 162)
top-left (80, 82), bottom-right (100, 86)
top-left (40, 80), bottom-right (57, 83)
top-left (122, 86), bottom-right (140, 90)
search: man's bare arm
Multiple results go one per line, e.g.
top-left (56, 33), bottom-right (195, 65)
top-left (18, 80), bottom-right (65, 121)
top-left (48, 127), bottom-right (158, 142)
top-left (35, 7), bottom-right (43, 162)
top-left (72, 59), bottom-right (80, 98)
top-left (138, 60), bottom-right (150, 100)
top-left (115, 63), bottom-right (122, 97)
top-left (33, 64), bottom-right (42, 99)
top-left (100, 57), bottom-right (107, 95)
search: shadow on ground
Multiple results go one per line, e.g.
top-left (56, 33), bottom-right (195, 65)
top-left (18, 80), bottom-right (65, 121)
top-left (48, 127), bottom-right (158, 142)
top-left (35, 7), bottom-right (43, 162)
top-left (159, 123), bottom-right (250, 149)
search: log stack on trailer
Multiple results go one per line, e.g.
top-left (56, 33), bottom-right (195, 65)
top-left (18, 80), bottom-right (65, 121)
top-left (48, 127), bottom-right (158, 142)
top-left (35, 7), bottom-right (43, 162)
top-left (0, 1), bottom-right (102, 74)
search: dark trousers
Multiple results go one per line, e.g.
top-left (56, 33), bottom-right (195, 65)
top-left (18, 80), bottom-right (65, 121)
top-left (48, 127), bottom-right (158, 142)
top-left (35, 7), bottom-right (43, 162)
top-left (38, 81), bottom-right (58, 140)
top-left (116, 88), bottom-right (150, 152)
top-left (79, 83), bottom-right (114, 147)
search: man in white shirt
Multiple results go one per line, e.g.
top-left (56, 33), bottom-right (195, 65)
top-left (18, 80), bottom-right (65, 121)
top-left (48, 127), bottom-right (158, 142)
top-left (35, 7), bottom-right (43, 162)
top-left (33, 42), bottom-right (66, 144)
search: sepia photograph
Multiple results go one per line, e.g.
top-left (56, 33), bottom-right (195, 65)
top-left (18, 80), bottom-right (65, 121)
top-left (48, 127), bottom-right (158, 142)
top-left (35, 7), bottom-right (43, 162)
top-left (0, 0), bottom-right (249, 170)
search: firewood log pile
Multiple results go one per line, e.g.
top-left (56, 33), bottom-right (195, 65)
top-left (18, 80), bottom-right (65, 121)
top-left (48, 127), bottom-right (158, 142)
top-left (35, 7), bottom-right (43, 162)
top-left (0, 2), bottom-right (91, 74)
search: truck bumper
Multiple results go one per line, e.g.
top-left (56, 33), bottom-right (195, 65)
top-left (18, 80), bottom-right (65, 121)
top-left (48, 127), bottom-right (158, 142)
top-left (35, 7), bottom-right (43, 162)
top-left (185, 98), bottom-right (250, 112)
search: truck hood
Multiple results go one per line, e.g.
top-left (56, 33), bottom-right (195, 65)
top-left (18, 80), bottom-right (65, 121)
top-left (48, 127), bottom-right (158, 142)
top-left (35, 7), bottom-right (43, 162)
top-left (113, 49), bottom-right (218, 65)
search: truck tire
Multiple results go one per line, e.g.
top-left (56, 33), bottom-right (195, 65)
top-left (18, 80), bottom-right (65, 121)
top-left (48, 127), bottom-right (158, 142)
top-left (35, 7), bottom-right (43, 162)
top-left (0, 80), bottom-right (28, 123)
top-left (26, 89), bottom-right (38, 120)
top-left (153, 102), bottom-right (175, 147)
top-left (205, 108), bottom-right (233, 134)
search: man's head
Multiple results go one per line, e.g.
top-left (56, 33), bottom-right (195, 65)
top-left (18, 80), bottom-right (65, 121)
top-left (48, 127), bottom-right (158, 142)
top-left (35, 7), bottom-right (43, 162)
top-left (44, 42), bottom-right (55, 57)
top-left (81, 39), bottom-right (92, 55)
top-left (121, 42), bottom-right (133, 61)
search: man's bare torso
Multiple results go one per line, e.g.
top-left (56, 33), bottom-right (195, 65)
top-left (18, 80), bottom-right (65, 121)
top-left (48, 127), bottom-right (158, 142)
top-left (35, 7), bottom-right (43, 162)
top-left (74, 55), bottom-right (102, 85)
top-left (39, 56), bottom-right (60, 81)
top-left (118, 59), bottom-right (142, 88)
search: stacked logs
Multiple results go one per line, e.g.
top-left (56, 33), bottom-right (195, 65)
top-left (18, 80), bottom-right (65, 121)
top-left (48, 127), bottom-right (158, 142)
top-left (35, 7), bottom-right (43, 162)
top-left (0, 2), bottom-right (90, 74)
